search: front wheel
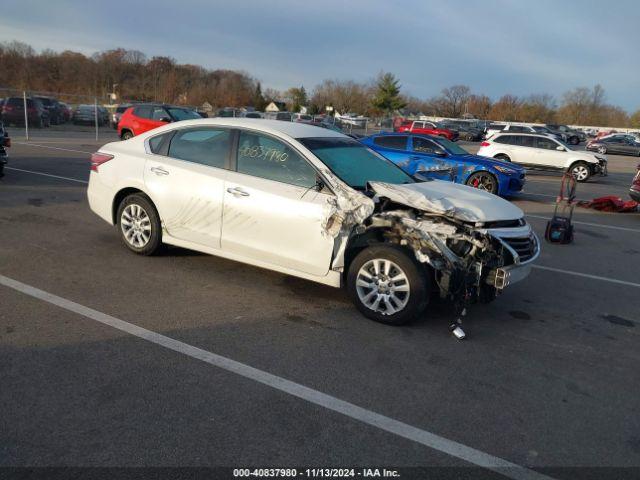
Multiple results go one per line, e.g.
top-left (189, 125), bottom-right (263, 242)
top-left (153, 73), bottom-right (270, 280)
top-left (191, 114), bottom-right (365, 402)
top-left (466, 171), bottom-right (498, 194)
top-left (597, 146), bottom-right (607, 154)
top-left (347, 245), bottom-right (430, 325)
top-left (570, 161), bottom-right (591, 182)
top-left (569, 136), bottom-right (579, 145)
top-left (116, 194), bottom-right (163, 255)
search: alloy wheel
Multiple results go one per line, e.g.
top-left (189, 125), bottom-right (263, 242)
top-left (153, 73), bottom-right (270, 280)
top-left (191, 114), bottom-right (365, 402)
top-left (572, 165), bottom-right (589, 181)
top-left (120, 203), bottom-right (152, 248)
top-left (355, 259), bottom-right (410, 315)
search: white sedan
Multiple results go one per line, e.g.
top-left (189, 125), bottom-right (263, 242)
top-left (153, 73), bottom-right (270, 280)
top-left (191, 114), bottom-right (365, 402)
top-left (88, 119), bottom-right (539, 325)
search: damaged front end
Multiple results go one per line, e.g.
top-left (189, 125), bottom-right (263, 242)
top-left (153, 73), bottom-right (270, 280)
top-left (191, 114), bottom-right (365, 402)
top-left (320, 177), bottom-right (539, 308)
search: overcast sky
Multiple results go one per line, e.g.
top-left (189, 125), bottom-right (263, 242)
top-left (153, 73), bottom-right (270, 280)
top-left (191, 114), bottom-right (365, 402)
top-left (2, 0), bottom-right (638, 110)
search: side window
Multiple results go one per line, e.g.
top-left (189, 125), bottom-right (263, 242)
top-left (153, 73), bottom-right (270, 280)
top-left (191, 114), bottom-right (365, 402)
top-left (168, 128), bottom-right (230, 168)
top-left (494, 135), bottom-right (513, 145)
top-left (373, 136), bottom-right (408, 150)
top-left (520, 136), bottom-right (534, 147)
top-left (148, 132), bottom-right (173, 154)
top-left (237, 131), bottom-right (316, 188)
top-left (135, 106), bottom-right (152, 119)
top-left (151, 107), bottom-right (169, 121)
top-left (412, 136), bottom-right (441, 154)
top-left (536, 137), bottom-right (559, 150)
top-left (510, 126), bottom-right (523, 133)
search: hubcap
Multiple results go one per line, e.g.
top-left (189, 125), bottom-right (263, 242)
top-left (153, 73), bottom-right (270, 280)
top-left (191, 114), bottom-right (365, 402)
top-left (470, 174), bottom-right (495, 192)
top-left (356, 259), bottom-right (410, 315)
top-left (598, 147), bottom-right (606, 154)
top-left (572, 165), bottom-right (589, 181)
top-left (121, 204), bottom-right (151, 248)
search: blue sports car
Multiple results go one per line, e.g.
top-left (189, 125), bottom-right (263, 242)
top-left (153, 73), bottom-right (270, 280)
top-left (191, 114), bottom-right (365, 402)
top-left (360, 133), bottom-right (526, 196)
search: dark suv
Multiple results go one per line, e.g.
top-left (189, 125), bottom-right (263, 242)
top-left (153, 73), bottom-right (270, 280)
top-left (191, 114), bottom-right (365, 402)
top-left (545, 124), bottom-right (586, 145)
top-left (1, 97), bottom-right (50, 127)
top-left (34, 96), bottom-right (64, 124)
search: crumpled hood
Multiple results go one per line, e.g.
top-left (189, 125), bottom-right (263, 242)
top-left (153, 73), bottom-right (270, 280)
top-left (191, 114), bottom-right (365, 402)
top-left (369, 180), bottom-right (524, 223)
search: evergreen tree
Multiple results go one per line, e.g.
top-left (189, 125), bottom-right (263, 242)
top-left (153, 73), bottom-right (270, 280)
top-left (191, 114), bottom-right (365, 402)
top-left (371, 72), bottom-right (406, 116)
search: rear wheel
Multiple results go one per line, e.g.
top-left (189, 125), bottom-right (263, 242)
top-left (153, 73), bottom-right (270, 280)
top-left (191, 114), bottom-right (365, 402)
top-left (347, 245), bottom-right (430, 325)
top-left (494, 154), bottom-right (511, 162)
top-left (466, 171), bottom-right (498, 194)
top-left (116, 194), bottom-right (163, 255)
top-left (597, 146), bottom-right (607, 154)
top-left (121, 130), bottom-right (134, 140)
top-left (570, 161), bottom-right (591, 182)
top-left (569, 136), bottom-right (579, 145)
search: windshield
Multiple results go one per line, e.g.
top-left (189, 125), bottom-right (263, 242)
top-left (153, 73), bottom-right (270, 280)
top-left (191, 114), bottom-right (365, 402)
top-left (298, 137), bottom-right (414, 189)
top-left (431, 136), bottom-right (469, 155)
top-left (168, 108), bottom-right (201, 121)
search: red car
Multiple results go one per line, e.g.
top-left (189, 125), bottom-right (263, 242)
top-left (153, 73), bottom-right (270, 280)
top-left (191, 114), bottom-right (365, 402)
top-left (395, 120), bottom-right (459, 141)
top-left (118, 104), bottom-right (201, 140)
top-left (630, 163), bottom-right (640, 202)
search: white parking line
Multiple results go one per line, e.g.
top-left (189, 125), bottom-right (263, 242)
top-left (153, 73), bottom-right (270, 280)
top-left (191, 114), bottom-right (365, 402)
top-left (532, 265), bottom-right (640, 288)
top-left (0, 274), bottom-right (554, 480)
top-left (11, 141), bottom-right (93, 154)
top-left (527, 215), bottom-right (640, 233)
top-left (5, 167), bottom-right (88, 184)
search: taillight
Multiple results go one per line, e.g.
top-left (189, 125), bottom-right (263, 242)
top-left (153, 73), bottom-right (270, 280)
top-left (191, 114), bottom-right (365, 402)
top-left (480, 141), bottom-right (490, 147)
top-left (90, 152), bottom-right (114, 172)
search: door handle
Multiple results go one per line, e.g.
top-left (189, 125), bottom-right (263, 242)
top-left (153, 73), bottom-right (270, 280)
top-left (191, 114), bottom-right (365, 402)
top-left (227, 187), bottom-right (250, 197)
top-left (150, 166), bottom-right (169, 176)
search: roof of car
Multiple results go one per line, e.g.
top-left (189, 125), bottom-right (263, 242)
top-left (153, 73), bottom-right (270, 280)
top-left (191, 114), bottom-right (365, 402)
top-left (142, 118), bottom-right (346, 139)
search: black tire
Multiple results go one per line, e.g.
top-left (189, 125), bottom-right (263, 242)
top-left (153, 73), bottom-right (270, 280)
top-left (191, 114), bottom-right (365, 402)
top-left (494, 154), bottom-right (511, 162)
top-left (121, 130), bottom-right (134, 141)
top-left (466, 171), bottom-right (499, 194)
top-left (346, 245), bottom-right (430, 325)
top-left (570, 161), bottom-right (591, 183)
top-left (569, 136), bottom-right (579, 145)
top-left (116, 193), bottom-right (163, 255)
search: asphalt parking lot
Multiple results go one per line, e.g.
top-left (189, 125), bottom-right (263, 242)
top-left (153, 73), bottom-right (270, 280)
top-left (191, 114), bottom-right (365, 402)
top-left (1, 126), bottom-right (639, 480)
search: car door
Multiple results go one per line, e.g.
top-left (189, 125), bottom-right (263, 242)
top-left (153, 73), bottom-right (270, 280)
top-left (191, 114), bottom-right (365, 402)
top-left (532, 136), bottom-right (566, 168)
top-left (371, 135), bottom-right (410, 165)
top-left (221, 129), bottom-right (335, 277)
top-left (410, 136), bottom-right (457, 179)
top-left (143, 127), bottom-right (231, 248)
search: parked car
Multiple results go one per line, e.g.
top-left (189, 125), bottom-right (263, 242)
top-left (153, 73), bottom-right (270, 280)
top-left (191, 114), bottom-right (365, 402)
top-left (111, 104), bottom-right (133, 129)
top-left (240, 111), bottom-right (263, 118)
top-left (545, 124), bottom-right (585, 145)
top-left (630, 164), bottom-right (640, 202)
top-left (0, 121), bottom-right (9, 177)
top-left (395, 120), bottom-right (458, 141)
top-left (264, 111), bottom-right (293, 121)
top-left (478, 133), bottom-right (607, 182)
top-left (586, 136), bottom-right (640, 157)
top-left (439, 120), bottom-right (483, 141)
top-left (361, 133), bottom-right (526, 196)
top-left (117, 104), bottom-right (202, 139)
top-left (34, 96), bottom-right (63, 124)
top-left (73, 104), bottom-right (109, 126)
top-left (0, 97), bottom-right (50, 127)
top-left (87, 118), bottom-right (539, 325)
top-left (531, 126), bottom-right (563, 140)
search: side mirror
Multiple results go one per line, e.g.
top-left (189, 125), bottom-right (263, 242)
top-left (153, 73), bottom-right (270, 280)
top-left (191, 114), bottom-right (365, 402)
top-left (159, 116), bottom-right (172, 123)
top-left (556, 145), bottom-right (565, 151)
top-left (434, 150), bottom-right (447, 157)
